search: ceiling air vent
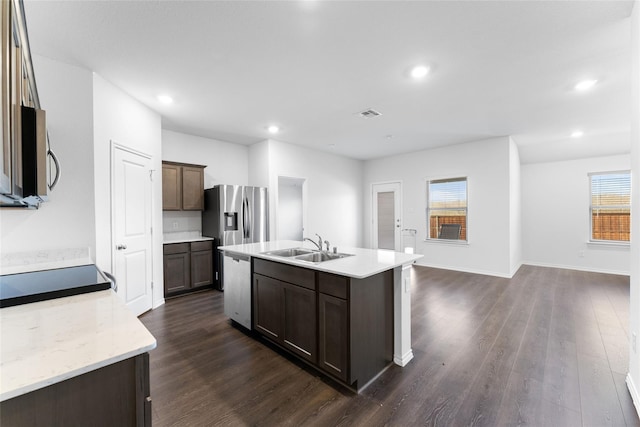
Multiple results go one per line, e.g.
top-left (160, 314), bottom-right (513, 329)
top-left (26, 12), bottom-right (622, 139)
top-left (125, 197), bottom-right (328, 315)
top-left (358, 109), bottom-right (382, 118)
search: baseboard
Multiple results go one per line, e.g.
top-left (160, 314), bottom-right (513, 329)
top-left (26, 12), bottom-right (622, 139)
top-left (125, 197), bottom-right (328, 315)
top-left (510, 262), bottom-right (523, 278)
top-left (393, 349), bottom-right (414, 367)
top-left (522, 261), bottom-right (630, 277)
top-left (626, 373), bottom-right (640, 420)
top-left (413, 260), bottom-right (514, 279)
top-left (152, 298), bottom-right (165, 310)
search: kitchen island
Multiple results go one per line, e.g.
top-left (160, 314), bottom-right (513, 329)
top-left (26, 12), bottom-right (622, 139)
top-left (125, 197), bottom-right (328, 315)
top-left (219, 240), bottom-right (422, 392)
top-left (0, 289), bottom-right (156, 426)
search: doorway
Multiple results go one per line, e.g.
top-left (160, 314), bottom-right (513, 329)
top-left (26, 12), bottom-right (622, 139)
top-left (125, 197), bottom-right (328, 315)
top-left (372, 182), bottom-right (402, 251)
top-left (111, 142), bottom-right (153, 316)
top-left (277, 176), bottom-right (305, 241)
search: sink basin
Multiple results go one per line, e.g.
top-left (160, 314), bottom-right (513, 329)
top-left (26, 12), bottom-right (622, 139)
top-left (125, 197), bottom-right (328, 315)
top-left (261, 247), bottom-right (354, 263)
top-left (262, 247), bottom-right (314, 257)
top-left (294, 251), bottom-right (353, 263)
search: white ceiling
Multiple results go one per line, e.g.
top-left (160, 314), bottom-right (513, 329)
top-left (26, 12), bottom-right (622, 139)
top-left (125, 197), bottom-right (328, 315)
top-left (23, 0), bottom-right (634, 163)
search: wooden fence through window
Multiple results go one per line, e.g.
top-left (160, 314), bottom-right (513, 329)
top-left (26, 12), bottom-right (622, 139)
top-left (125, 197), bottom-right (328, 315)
top-left (592, 212), bottom-right (630, 241)
top-left (430, 216), bottom-right (467, 240)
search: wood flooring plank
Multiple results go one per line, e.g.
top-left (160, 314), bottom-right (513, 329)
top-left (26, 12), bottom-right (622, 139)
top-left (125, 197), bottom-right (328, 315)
top-left (612, 372), bottom-right (640, 427)
top-left (578, 353), bottom-right (627, 426)
top-left (139, 265), bottom-right (635, 427)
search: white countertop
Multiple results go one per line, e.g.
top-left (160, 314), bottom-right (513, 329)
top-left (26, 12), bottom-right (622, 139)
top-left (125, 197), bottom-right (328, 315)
top-left (0, 290), bottom-right (157, 402)
top-left (163, 236), bottom-right (214, 244)
top-left (219, 240), bottom-right (423, 279)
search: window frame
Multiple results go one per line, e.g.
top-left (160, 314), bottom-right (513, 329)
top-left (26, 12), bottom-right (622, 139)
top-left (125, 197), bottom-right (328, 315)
top-left (425, 176), bottom-right (468, 243)
top-left (588, 170), bottom-right (631, 245)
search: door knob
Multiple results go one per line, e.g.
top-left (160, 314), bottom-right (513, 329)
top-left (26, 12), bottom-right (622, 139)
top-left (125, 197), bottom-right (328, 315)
top-left (116, 244), bottom-right (127, 250)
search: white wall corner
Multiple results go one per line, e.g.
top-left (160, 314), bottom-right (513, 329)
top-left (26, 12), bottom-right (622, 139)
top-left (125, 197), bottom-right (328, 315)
top-left (627, 1), bottom-right (640, 417)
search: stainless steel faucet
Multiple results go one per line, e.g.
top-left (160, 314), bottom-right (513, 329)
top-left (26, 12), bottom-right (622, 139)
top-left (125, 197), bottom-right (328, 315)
top-left (303, 233), bottom-right (324, 251)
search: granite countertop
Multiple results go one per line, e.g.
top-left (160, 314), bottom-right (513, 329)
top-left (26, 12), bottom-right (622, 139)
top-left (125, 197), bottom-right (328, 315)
top-left (0, 290), bottom-right (156, 402)
top-left (218, 240), bottom-right (423, 279)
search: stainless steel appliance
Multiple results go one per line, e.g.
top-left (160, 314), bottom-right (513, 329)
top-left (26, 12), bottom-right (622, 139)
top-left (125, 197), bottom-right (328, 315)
top-left (222, 251), bottom-right (251, 329)
top-left (202, 185), bottom-right (269, 290)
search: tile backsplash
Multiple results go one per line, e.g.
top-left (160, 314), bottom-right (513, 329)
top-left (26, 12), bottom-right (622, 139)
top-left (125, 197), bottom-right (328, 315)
top-left (162, 210), bottom-right (202, 233)
top-left (162, 210), bottom-right (202, 240)
top-left (1, 247), bottom-right (93, 274)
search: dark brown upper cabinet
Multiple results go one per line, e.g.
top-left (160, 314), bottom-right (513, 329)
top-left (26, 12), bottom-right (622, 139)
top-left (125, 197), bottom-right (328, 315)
top-left (162, 161), bottom-right (205, 211)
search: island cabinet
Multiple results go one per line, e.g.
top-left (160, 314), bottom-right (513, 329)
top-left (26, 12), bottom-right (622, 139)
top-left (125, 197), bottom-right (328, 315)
top-left (318, 273), bottom-right (349, 382)
top-left (253, 259), bottom-right (317, 363)
top-left (162, 161), bottom-right (205, 211)
top-left (252, 258), bottom-right (393, 391)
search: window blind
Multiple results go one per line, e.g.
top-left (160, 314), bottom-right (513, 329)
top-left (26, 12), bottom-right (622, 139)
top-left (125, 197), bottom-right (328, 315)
top-left (427, 177), bottom-right (467, 240)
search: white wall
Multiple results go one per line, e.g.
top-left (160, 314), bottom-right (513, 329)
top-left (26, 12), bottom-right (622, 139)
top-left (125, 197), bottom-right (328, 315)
top-left (627, 0), bottom-right (640, 414)
top-left (162, 130), bottom-right (249, 188)
top-left (509, 139), bottom-right (522, 275)
top-left (0, 56), bottom-right (96, 257)
top-left (249, 140), bottom-right (363, 248)
top-left (278, 177), bottom-right (304, 240)
top-left (364, 136), bottom-right (514, 277)
top-left (92, 74), bottom-right (164, 308)
top-left (521, 154), bottom-right (630, 275)
top-left (248, 139), bottom-right (271, 189)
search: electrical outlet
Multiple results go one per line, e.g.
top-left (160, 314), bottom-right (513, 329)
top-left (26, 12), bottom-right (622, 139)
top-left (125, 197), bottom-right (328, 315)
top-left (633, 333), bottom-right (637, 353)
top-left (578, 250), bottom-right (585, 258)
top-left (172, 221), bottom-right (178, 229)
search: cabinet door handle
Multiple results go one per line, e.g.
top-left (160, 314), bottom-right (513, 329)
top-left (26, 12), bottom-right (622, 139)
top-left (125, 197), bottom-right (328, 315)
top-left (116, 244), bottom-right (127, 250)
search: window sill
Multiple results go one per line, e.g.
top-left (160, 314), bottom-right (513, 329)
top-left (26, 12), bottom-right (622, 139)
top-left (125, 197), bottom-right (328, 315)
top-left (423, 239), bottom-right (469, 246)
top-left (587, 240), bottom-right (630, 248)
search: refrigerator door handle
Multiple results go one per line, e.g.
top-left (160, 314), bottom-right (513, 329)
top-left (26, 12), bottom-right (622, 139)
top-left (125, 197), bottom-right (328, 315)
top-left (242, 198), bottom-right (250, 239)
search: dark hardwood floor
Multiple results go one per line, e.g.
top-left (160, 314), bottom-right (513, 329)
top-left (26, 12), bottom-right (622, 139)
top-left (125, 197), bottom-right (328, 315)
top-left (139, 265), bottom-right (639, 426)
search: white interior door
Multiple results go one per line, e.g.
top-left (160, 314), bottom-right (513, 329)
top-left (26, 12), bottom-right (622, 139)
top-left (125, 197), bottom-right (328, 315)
top-left (112, 144), bottom-right (153, 316)
top-left (372, 182), bottom-right (402, 251)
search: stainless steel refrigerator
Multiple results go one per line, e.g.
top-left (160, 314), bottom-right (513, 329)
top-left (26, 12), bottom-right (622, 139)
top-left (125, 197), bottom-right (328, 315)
top-left (202, 185), bottom-right (269, 290)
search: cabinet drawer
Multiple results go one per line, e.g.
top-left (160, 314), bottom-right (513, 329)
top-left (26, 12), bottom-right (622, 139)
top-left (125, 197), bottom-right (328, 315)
top-left (319, 272), bottom-right (348, 300)
top-left (163, 243), bottom-right (189, 255)
top-left (253, 258), bottom-right (315, 290)
top-left (191, 240), bottom-right (213, 252)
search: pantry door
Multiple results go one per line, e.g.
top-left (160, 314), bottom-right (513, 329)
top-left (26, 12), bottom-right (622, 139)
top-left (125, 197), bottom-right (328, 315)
top-left (372, 182), bottom-right (402, 251)
top-left (112, 143), bottom-right (153, 316)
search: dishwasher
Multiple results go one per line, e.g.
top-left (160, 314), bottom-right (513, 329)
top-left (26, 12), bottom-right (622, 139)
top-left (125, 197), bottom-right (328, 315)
top-left (222, 251), bottom-right (252, 329)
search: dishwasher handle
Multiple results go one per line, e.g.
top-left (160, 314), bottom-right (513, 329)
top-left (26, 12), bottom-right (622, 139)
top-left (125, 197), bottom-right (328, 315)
top-left (225, 252), bottom-right (250, 263)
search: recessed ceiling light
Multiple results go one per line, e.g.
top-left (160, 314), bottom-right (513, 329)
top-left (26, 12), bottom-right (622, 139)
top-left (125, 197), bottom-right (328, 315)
top-left (574, 80), bottom-right (597, 91)
top-left (571, 130), bottom-right (584, 138)
top-left (157, 94), bottom-right (173, 104)
top-left (410, 65), bottom-right (430, 79)
top-left (267, 125), bottom-right (280, 134)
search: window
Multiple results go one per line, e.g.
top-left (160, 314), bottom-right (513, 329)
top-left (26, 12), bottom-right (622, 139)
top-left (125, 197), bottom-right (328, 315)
top-left (427, 177), bottom-right (467, 241)
top-left (590, 171), bottom-right (631, 243)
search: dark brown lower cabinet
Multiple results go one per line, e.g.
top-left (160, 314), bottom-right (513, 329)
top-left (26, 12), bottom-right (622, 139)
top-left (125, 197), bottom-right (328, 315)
top-left (252, 258), bottom-right (393, 392)
top-left (191, 248), bottom-right (213, 287)
top-left (253, 274), bottom-right (283, 340)
top-left (253, 273), bottom-right (317, 363)
top-left (282, 282), bottom-right (316, 363)
top-left (163, 240), bottom-right (213, 297)
top-left (318, 292), bottom-right (348, 382)
top-left (0, 353), bottom-right (151, 427)
top-left (164, 251), bottom-right (190, 294)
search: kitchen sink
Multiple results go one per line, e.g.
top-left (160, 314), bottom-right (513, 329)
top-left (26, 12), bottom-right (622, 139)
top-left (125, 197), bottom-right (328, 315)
top-left (294, 251), bottom-right (352, 263)
top-left (262, 247), bottom-right (314, 257)
top-left (261, 247), bottom-right (353, 263)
